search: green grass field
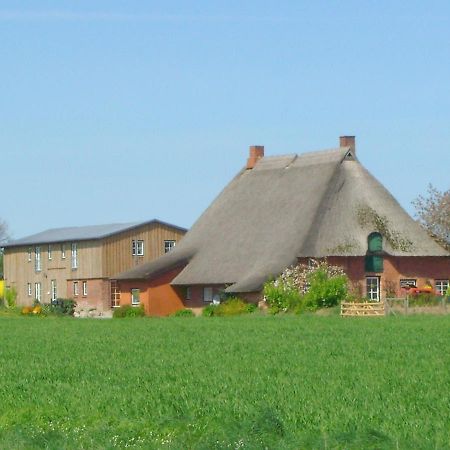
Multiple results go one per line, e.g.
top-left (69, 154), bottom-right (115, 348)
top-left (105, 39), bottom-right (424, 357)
top-left (0, 314), bottom-right (449, 449)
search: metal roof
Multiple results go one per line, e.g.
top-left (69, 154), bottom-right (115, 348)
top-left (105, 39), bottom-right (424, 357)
top-left (2, 220), bottom-right (187, 248)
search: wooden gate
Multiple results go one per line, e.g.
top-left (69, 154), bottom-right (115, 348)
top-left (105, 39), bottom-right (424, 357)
top-left (341, 302), bottom-right (385, 317)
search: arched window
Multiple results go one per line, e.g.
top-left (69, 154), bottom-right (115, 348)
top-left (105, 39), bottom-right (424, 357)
top-left (368, 232), bottom-right (383, 252)
top-left (365, 232), bottom-right (384, 273)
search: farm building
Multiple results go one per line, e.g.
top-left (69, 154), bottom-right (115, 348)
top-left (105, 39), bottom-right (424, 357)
top-left (2, 220), bottom-right (186, 309)
top-left (114, 137), bottom-right (449, 316)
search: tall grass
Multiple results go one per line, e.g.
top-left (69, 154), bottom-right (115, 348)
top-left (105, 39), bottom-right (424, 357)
top-left (0, 315), bottom-right (449, 449)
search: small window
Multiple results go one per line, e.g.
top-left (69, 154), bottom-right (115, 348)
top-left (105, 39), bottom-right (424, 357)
top-left (27, 248), bottom-right (32, 262)
top-left (71, 243), bottom-right (78, 269)
top-left (368, 232), bottom-right (383, 252)
top-left (164, 240), bottom-right (176, 253)
top-left (111, 281), bottom-right (121, 308)
top-left (366, 277), bottom-right (380, 301)
top-left (35, 247), bottom-right (41, 272)
top-left (27, 283), bottom-right (32, 296)
top-left (82, 281), bottom-right (87, 297)
top-left (35, 282), bottom-right (41, 302)
top-left (73, 281), bottom-right (79, 296)
top-left (51, 280), bottom-right (57, 303)
top-left (186, 287), bottom-right (191, 300)
top-left (48, 245), bottom-right (52, 260)
top-left (435, 280), bottom-right (449, 296)
top-left (400, 279), bottom-right (417, 289)
top-left (131, 288), bottom-right (140, 305)
top-left (203, 287), bottom-right (213, 303)
top-left (61, 244), bottom-right (66, 259)
top-left (132, 240), bottom-right (144, 256)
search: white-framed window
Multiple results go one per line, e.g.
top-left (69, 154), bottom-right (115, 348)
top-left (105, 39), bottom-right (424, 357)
top-left (186, 286), bottom-right (191, 300)
top-left (131, 288), bottom-right (140, 305)
top-left (164, 240), bottom-right (176, 253)
top-left (203, 287), bottom-right (213, 303)
top-left (27, 248), bottom-right (32, 262)
top-left (35, 247), bottom-right (41, 272)
top-left (82, 281), bottom-right (87, 297)
top-left (27, 283), bottom-right (32, 297)
top-left (48, 244), bottom-right (52, 260)
top-left (35, 282), bottom-right (41, 302)
top-left (132, 240), bottom-right (144, 256)
top-left (51, 280), bottom-right (57, 302)
top-left (435, 280), bottom-right (449, 296)
top-left (73, 281), bottom-right (79, 297)
top-left (366, 277), bottom-right (380, 301)
top-left (71, 243), bottom-right (78, 269)
top-left (61, 244), bottom-right (66, 259)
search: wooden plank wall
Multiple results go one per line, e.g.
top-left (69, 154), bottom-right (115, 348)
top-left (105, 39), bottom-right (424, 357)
top-left (102, 223), bottom-right (186, 277)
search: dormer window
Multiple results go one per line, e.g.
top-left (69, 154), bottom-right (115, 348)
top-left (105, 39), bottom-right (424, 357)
top-left (365, 232), bottom-right (383, 273)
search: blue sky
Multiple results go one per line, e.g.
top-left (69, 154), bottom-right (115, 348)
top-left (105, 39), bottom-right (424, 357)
top-left (1, 1), bottom-right (449, 239)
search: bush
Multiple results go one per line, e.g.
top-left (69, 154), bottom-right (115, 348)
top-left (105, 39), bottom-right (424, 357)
top-left (50, 298), bottom-right (76, 316)
top-left (202, 304), bottom-right (218, 317)
top-left (113, 304), bottom-right (145, 318)
top-left (4, 287), bottom-right (17, 308)
top-left (172, 308), bottom-right (195, 317)
top-left (202, 298), bottom-right (257, 317)
top-left (264, 259), bottom-right (349, 314)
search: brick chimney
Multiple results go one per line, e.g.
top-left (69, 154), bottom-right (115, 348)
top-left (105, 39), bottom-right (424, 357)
top-left (246, 145), bottom-right (264, 169)
top-left (339, 136), bottom-right (356, 152)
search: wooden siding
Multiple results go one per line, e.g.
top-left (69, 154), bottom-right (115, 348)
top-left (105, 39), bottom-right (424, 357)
top-left (3, 241), bottom-right (102, 306)
top-left (102, 222), bottom-right (186, 277)
top-left (3, 222), bottom-right (186, 307)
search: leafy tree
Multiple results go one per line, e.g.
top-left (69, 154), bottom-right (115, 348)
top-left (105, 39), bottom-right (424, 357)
top-left (0, 219), bottom-right (9, 276)
top-left (412, 185), bottom-right (450, 251)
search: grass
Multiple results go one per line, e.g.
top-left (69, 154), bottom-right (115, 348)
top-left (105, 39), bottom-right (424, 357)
top-left (0, 315), bottom-right (449, 449)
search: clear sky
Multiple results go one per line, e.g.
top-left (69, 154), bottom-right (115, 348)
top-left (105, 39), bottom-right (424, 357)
top-left (1, 1), bottom-right (449, 239)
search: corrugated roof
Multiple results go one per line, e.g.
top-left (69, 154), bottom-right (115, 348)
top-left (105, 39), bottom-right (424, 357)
top-left (115, 146), bottom-right (449, 291)
top-left (3, 220), bottom-right (187, 247)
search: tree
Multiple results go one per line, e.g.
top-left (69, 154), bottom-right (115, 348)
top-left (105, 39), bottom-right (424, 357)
top-left (0, 220), bottom-right (9, 276)
top-left (412, 184), bottom-right (450, 251)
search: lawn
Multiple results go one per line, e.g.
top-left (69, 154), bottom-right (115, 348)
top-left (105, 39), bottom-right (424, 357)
top-left (0, 314), bottom-right (449, 449)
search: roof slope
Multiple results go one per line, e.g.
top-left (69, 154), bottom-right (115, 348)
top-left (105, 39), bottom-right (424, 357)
top-left (3, 220), bottom-right (187, 248)
top-left (116, 147), bottom-right (449, 291)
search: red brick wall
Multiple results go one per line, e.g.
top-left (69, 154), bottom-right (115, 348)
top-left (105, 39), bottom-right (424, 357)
top-left (67, 278), bottom-right (111, 311)
top-left (298, 256), bottom-right (450, 299)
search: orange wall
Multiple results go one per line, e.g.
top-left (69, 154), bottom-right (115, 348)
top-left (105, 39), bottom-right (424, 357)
top-left (118, 267), bottom-right (186, 316)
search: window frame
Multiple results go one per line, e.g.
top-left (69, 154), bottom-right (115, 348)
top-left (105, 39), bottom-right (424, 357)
top-left (35, 246), bottom-right (41, 272)
top-left (82, 281), bottom-right (87, 297)
top-left (164, 240), bottom-right (176, 253)
top-left (186, 286), bottom-right (191, 300)
top-left (131, 288), bottom-right (140, 306)
top-left (71, 243), bottom-right (78, 269)
top-left (61, 244), bottom-right (66, 259)
top-left (35, 282), bottom-right (41, 303)
top-left (132, 240), bottom-right (144, 256)
top-left (48, 244), bottom-right (52, 260)
top-left (27, 248), bottom-right (32, 262)
top-left (366, 276), bottom-right (380, 302)
top-left (51, 279), bottom-right (57, 303)
top-left (435, 280), bottom-right (449, 296)
top-left (203, 287), bottom-right (213, 303)
top-left (73, 281), bottom-right (79, 297)
top-left (27, 283), bottom-right (32, 297)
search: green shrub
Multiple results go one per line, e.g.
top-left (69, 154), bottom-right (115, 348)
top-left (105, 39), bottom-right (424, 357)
top-left (202, 304), bottom-right (218, 317)
top-left (4, 287), bottom-right (17, 308)
top-left (113, 304), bottom-right (145, 318)
top-left (50, 298), bottom-right (76, 316)
top-left (172, 308), bottom-right (195, 317)
top-left (263, 281), bottom-right (302, 313)
top-left (202, 298), bottom-right (257, 317)
top-left (408, 293), bottom-right (442, 307)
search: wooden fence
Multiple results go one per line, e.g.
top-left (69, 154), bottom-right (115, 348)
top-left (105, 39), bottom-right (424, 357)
top-left (341, 301), bottom-right (385, 317)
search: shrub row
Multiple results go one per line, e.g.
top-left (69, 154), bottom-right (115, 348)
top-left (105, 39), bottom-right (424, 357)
top-left (113, 305), bottom-right (146, 318)
top-left (202, 297), bottom-right (257, 317)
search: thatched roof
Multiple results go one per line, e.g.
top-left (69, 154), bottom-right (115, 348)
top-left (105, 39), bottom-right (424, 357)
top-left (116, 144), bottom-right (448, 292)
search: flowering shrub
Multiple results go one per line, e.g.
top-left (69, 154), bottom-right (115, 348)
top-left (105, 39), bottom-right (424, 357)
top-left (263, 259), bottom-right (349, 313)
